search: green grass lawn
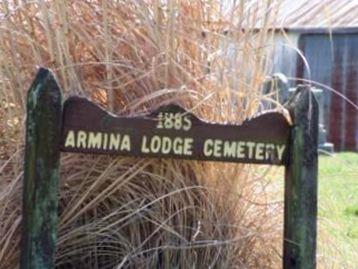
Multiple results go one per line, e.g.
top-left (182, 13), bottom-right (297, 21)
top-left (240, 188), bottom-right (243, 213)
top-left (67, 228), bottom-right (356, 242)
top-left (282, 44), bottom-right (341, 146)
top-left (318, 152), bottom-right (358, 268)
top-left (264, 152), bottom-right (357, 268)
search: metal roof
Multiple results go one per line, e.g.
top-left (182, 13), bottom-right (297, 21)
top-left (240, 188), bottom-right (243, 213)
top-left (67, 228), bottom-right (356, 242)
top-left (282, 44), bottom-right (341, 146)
top-left (275, 0), bottom-right (358, 28)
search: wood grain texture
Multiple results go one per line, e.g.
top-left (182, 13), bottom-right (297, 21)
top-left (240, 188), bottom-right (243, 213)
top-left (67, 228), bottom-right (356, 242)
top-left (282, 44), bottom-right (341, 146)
top-left (21, 68), bottom-right (62, 269)
top-left (284, 85), bottom-right (319, 269)
top-left (60, 97), bottom-right (291, 165)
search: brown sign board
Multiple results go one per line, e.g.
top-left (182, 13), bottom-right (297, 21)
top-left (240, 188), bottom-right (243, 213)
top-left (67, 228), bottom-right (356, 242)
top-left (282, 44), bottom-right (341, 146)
top-left (60, 97), bottom-right (291, 165)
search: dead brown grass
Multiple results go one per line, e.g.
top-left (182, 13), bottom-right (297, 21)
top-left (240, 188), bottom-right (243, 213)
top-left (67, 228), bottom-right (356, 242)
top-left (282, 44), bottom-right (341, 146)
top-left (0, 1), bottom-right (284, 268)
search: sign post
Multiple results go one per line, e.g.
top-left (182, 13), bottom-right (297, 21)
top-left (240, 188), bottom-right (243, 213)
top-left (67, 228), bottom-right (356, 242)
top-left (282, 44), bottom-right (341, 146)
top-left (20, 68), bottom-right (318, 269)
top-left (21, 68), bottom-right (62, 269)
top-left (284, 86), bottom-right (318, 269)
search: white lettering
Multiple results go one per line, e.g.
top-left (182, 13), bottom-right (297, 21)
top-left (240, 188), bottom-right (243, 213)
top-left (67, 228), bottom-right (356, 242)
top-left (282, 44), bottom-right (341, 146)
top-left (121, 135), bottom-right (131, 151)
top-left (109, 133), bottom-right (121, 150)
top-left (203, 139), bottom-right (213, 156)
top-left (223, 141), bottom-right (236, 158)
top-left (213, 139), bottom-right (222, 157)
top-left (65, 130), bottom-right (75, 148)
top-left (161, 137), bottom-right (172, 154)
top-left (173, 137), bottom-right (183, 155)
top-left (255, 143), bottom-right (264, 160)
top-left (276, 145), bottom-right (286, 161)
top-left (103, 133), bottom-right (108, 150)
top-left (88, 132), bottom-right (102, 149)
top-left (236, 142), bottom-right (245, 158)
top-left (77, 131), bottom-right (87, 148)
top-left (183, 138), bottom-right (193, 155)
top-left (246, 142), bottom-right (255, 159)
top-left (265, 144), bottom-right (275, 159)
top-left (183, 116), bottom-right (192, 131)
top-left (141, 136), bottom-right (150, 153)
top-left (150, 135), bottom-right (161, 153)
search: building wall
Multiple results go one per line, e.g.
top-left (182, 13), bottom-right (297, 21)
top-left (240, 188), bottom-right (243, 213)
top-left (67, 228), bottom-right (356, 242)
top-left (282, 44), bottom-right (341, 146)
top-left (272, 31), bottom-right (358, 151)
top-left (271, 32), bottom-right (299, 84)
top-left (296, 33), bottom-right (358, 151)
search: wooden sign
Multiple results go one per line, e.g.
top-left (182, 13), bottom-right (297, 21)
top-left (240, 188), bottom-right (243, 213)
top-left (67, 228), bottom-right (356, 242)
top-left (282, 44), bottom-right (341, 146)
top-left (21, 68), bottom-right (318, 269)
top-left (60, 97), bottom-right (290, 165)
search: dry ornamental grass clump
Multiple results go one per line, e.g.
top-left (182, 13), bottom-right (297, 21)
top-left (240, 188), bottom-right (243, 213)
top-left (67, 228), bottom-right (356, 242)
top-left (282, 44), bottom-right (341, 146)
top-left (0, 1), bottom-right (284, 268)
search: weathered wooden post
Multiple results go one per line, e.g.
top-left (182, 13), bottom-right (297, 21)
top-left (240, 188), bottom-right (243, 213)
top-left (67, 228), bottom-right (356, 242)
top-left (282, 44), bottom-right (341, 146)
top-left (21, 68), bottom-right (62, 269)
top-left (284, 85), bottom-right (318, 269)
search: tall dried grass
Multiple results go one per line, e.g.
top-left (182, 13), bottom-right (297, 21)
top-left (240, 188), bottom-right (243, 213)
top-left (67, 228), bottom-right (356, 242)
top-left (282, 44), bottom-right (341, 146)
top-left (0, 1), bottom-right (284, 268)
